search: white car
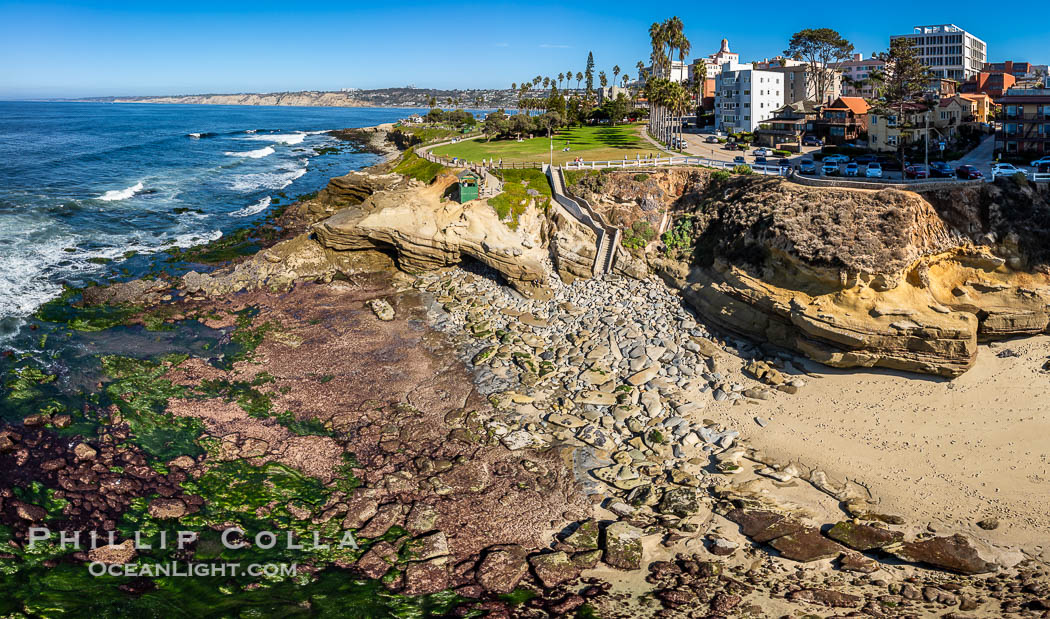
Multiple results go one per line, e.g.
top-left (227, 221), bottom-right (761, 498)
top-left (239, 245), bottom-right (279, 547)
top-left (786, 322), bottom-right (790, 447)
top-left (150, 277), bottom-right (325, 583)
top-left (822, 154), bottom-right (851, 164)
top-left (752, 147), bottom-right (772, 157)
top-left (1031, 156), bottom-right (1050, 167)
top-left (865, 162), bottom-right (883, 178)
top-left (991, 163), bottom-right (1025, 179)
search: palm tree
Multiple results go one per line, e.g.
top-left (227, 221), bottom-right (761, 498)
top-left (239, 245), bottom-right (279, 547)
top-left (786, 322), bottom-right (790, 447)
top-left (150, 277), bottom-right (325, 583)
top-left (599, 71), bottom-right (607, 92)
top-left (612, 65), bottom-right (621, 88)
top-left (636, 60), bottom-right (645, 81)
top-left (428, 95), bottom-right (436, 109)
top-left (622, 74), bottom-right (630, 89)
top-left (533, 75), bottom-right (542, 87)
top-left (558, 72), bottom-right (564, 89)
top-left (542, 77), bottom-right (550, 89)
top-left (575, 72), bottom-right (583, 91)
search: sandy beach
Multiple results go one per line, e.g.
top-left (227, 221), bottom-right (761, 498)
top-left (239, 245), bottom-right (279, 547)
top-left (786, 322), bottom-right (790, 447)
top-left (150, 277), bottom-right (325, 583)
top-left (704, 336), bottom-right (1050, 556)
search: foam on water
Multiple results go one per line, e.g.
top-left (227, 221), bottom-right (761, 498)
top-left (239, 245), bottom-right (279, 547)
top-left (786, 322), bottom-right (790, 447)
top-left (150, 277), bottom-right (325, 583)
top-left (98, 181), bottom-right (144, 202)
top-left (232, 196), bottom-right (271, 217)
top-left (229, 166), bottom-right (307, 192)
top-left (244, 133), bottom-right (306, 145)
top-left (225, 146), bottom-right (275, 159)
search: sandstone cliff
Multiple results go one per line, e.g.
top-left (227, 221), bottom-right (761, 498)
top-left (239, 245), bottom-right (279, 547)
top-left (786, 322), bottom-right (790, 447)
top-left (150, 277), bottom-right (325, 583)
top-left (652, 174), bottom-right (1050, 377)
top-left (313, 172), bottom-right (554, 299)
top-left (113, 92), bottom-right (371, 108)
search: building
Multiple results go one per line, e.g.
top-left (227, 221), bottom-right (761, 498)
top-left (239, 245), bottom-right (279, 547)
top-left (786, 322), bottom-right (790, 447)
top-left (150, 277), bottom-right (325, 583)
top-left (961, 71), bottom-right (1016, 98)
top-left (867, 103), bottom-right (931, 152)
top-left (995, 87), bottom-right (1050, 157)
top-left (938, 93), bottom-right (992, 124)
top-left (890, 24), bottom-right (987, 81)
top-left (688, 38), bottom-right (739, 108)
top-left (763, 64), bottom-right (842, 106)
top-left (753, 57), bottom-right (806, 70)
top-left (813, 96), bottom-right (870, 145)
top-left (839, 54), bottom-right (885, 98)
top-left (649, 60), bottom-right (689, 83)
top-left (753, 100), bottom-right (820, 147)
top-left (985, 61), bottom-right (1034, 80)
top-left (714, 62), bottom-right (784, 133)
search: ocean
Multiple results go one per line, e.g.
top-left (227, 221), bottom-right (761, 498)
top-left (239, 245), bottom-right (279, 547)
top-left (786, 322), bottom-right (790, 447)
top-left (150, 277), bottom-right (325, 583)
top-left (0, 101), bottom-right (418, 340)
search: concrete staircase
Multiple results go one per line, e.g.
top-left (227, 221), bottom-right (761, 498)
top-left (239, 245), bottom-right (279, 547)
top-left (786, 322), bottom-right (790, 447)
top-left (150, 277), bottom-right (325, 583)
top-left (544, 164), bottom-right (619, 278)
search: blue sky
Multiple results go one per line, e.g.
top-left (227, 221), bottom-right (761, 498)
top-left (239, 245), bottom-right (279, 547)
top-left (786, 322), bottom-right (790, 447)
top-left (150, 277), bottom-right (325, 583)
top-left (2, 0), bottom-right (1048, 98)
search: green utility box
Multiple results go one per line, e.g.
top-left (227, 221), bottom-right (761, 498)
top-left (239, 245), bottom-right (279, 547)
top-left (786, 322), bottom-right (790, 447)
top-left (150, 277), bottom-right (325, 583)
top-left (457, 170), bottom-right (479, 203)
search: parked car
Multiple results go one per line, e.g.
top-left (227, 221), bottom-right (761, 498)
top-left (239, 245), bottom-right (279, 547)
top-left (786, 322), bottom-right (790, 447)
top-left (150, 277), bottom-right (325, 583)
top-left (991, 162), bottom-right (1024, 178)
top-left (733, 155), bottom-right (746, 164)
top-left (1030, 156), bottom-right (1050, 167)
top-left (904, 164), bottom-right (929, 179)
top-left (752, 147), bottom-right (772, 157)
top-left (822, 154), bottom-right (851, 164)
top-left (724, 142), bottom-right (740, 151)
top-left (705, 136), bottom-right (720, 143)
top-left (854, 154), bottom-right (879, 165)
top-left (844, 162), bottom-right (859, 176)
top-left (929, 161), bottom-right (953, 178)
top-left (778, 158), bottom-right (791, 167)
top-left (754, 156), bottom-right (767, 165)
top-left (822, 161), bottom-right (840, 175)
top-left (878, 157), bottom-right (906, 171)
top-left (798, 159), bottom-right (817, 175)
top-left (802, 135), bottom-right (822, 147)
top-left (955, 165), bottom-right (983, 180)
top-left (865, 162), bottom-right (883, 178)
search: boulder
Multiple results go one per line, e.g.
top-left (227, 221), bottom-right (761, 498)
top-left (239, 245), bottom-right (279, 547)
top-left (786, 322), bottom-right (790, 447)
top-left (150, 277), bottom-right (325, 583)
top-left (890, 534), bottom-right (998, 575)
top-left (476, 545), bottom-right (529, 594)
top-left (826, 521), bottom-right (903, 551)
top-left (528, 551), bottom-right (579, 588)
top-left (602, 522), bottom-right (643, 570)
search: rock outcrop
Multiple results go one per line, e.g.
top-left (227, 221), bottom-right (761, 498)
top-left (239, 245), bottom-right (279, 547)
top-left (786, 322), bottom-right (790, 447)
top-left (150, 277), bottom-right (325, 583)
top-left (645, 174), bottom-right (1050, 377)
top-left (314, 173), bottom-right (553, 299)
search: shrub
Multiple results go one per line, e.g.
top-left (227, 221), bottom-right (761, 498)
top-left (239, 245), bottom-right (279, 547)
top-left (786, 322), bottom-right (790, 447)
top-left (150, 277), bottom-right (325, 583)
top-left (1011, 171), bottom-right (1030, 187)
top-left (732, 164), bottom-right (754, 175)
top-left (773, 149), bottom-right (790, 157)
top-left (622, 220), bottom-right (656, 251)
top-left (392, 150), bottom-right (447, 184)
top-left (633, 173), bottom-right (648, 182)
top-left (661, 216), bottom-right (694, 257)
top-left (711, 170), bottom-right (732, 183)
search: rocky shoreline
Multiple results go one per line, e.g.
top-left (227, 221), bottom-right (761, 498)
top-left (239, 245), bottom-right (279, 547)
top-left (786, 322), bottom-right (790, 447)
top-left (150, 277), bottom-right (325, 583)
top-left (3, 136), bottom-right (1050, 616)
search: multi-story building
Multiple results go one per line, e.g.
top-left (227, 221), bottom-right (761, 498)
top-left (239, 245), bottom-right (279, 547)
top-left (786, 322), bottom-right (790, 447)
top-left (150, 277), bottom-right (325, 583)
top-left (937, 93), bottom-right (992, 124)
top-left (688, 38), bottom-right (739, 109)
top-left (985, 61), bottom-right (1034, 79)
top-left (867, 102), bottom-right (967, 153)
top-left (763, 64), bottom-right (842, 106)
top-left (753, 100), bottom-right (821, 147)
top-left (890, 24), bottom-right (987, 81)
top-left (839, 54), bottom-right (885, 98)
top-left (714, 62), bottom-right (784, 133)
top-left (813, 96), bottom-right (870, 145)
top-left (996, 87), bottom-right (1050, 157)
top-left (647, 60), bottom-right (690, 83)
top-left (961, 71), bottom-right (1016, 98)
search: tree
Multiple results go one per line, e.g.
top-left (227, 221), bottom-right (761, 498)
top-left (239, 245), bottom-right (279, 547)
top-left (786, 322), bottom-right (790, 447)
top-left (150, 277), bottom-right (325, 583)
top-left (557, 72), bottom-right (564, 89)
top-left (509, 113), bottom-right (532, 140)
top-left (785, 28), bottom-right (855, 104)
top-left (585, 52), bottom-right (595, 93)
top-left (622, 74), bottom-right (630, 89)
top-left (869, 38), bottom-right (933, 170)
top-left (543, 77), bottom-right (550, 89)
top-left (428, 95), bottom-right (437, 108)
top-left (599, 71), bottom-right (608, 91)
top-left (613, 65), bottom-right (621, 86)
top-left (482, 109), bottom-right (510, 139)
top-left (636, 60), bottom-right (645, 82)
top-left (575, 71), bottom-right (583, 91)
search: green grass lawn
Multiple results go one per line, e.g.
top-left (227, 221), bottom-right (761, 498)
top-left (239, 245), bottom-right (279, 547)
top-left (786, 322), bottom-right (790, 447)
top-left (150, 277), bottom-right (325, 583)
top-left (486, 169), bottom-right (552, 229)
top-left (431, 123), bottom-right (656, 165)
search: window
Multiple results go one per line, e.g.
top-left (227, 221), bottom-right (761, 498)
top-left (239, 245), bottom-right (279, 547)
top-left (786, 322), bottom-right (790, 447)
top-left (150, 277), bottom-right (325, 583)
top-left (888, 135), bottom-right (898, 146)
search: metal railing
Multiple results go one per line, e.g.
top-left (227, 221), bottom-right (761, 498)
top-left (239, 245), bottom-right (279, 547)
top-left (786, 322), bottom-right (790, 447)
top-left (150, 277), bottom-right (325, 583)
top-left (563, 155), bottom-right (790, 176)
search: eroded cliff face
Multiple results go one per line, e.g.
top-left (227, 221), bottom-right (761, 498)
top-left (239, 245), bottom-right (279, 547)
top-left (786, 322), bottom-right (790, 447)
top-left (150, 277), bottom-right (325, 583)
top-left (313, 172), bottom-right (555, 299)
top-left (648, 174), bottom-right (1050, 377)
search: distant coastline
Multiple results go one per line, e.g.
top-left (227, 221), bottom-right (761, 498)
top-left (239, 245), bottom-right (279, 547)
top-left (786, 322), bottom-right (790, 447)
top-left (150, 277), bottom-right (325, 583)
top-left (64, 87), bottom-right (523, 109)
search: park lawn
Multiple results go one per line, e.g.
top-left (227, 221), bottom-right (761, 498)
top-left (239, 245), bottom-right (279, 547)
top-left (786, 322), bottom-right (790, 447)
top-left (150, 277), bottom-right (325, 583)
top-left (432, 123), bottom-right (656, 165)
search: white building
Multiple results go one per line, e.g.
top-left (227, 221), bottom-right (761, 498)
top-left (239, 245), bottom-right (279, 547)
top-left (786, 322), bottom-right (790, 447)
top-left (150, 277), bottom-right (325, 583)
top-left (690, 38), bottom-right (739, 82)
top-left (714, 62), bottom-right (784, 133)
top-left (646, 60), bottom-right (689, 84)
top-left (890, 24), bottom-right (987, 81)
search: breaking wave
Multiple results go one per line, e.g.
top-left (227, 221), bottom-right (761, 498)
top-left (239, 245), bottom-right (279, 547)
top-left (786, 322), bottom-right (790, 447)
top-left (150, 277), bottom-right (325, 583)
top-left (98, 181), bottom-right (144, 202)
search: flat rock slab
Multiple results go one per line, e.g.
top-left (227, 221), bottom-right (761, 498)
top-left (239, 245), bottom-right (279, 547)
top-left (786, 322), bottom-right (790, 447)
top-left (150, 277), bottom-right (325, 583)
top-left (769, 528), bottom-right (846, 562)
top-left (787, 588), bottom-right (861, 608)
top-left (826, 521), bottom-right (904, 551)
top-left (528, 551), bottom-right (579, 588)
top-left (603, 521), bottom-right (643, 570)
top-left (891, 534), bottom-right (998, 575)
top-left (476, 545), bottom-right (529, 594)
top-left (627, 366), bottom-right (660, 386)
top-left (577, 390), bottom-right (617, 406)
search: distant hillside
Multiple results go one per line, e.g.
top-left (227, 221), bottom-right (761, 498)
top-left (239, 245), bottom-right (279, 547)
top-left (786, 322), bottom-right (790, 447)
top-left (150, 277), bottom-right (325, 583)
top-left (78, 87), bottom-right (529, 109)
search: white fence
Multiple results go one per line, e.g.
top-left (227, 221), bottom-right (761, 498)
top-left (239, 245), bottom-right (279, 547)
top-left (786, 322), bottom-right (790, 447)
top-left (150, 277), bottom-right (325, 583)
top-left (564, 156), bottom-right (790, 176)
